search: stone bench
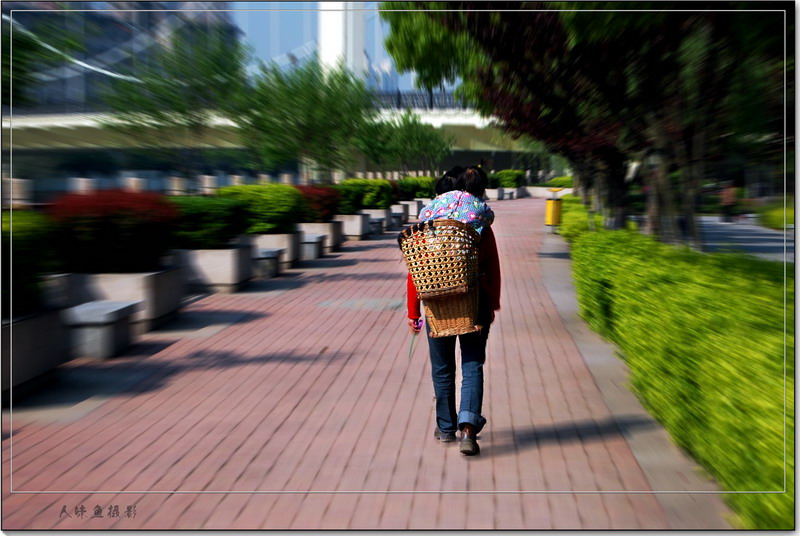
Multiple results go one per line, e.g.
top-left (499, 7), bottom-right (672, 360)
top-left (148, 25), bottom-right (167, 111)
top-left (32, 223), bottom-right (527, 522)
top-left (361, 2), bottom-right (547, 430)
top-left (254, 248), bottom-right (284, 278)
top-left (62, 300), bottom-right (141, 359)
top-left (300, 234), bottom-right (325, 261)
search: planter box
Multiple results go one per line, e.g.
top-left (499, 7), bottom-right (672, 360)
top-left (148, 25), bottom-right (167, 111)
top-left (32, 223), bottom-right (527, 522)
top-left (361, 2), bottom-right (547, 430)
top-left (58, 267), bottom-right (184, 333)
top-left (176, 245), bottom-right (253, 293)
top-left (485, 188), bottom-right (505, 201)
top-left (391, 203), bottom-right (410, 224)
top-left (250, 232), bottom-right (301, 270)
top-left (333, 213), bottom-right (370, 241)
top-left (298, 221), bottom-right (344, 253)
top-left (360, 208), bottom-right (393, 232)
top-left (400, 200), bottom-right (423, 220)
top-left (526, 186), bottom-right (575, 198)
top-left (2, 308), bottom-right (70, 401)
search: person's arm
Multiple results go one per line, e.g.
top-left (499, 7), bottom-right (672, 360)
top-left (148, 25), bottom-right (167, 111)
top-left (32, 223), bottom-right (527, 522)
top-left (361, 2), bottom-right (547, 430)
top-left (479, 226), bottom-right (502, 313)
top-left (407, 273), bottom-right (422, 333)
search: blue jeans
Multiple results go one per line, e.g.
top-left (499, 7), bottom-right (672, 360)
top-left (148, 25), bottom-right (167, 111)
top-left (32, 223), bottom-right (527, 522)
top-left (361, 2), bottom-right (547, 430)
top-left (426, 323), bottom-right (490, 435)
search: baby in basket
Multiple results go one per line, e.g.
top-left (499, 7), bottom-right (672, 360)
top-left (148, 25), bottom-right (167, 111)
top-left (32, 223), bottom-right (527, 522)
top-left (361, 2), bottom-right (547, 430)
top-left (419, 166), bottom-right (494, 234)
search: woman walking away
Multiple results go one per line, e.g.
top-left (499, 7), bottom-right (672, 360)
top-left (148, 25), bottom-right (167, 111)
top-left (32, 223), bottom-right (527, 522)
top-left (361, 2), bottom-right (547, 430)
top-left (406, 165), bottom-right (501, 456)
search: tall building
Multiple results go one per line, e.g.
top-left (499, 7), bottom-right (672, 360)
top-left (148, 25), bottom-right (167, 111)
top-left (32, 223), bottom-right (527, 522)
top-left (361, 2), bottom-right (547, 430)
top-left (3, 1), bottom-right (239, 114)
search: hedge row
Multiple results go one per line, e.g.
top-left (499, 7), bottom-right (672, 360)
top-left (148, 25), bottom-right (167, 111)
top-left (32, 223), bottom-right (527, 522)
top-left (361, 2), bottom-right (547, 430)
top-left (397, 176), bottom-right (436, 200)
top-left (558, 194), bottom-right (602, 244)
top-left (488, 169), bottom-right (526, 188)
top-left (2, 211), bottom-right (54, 316)
top-left (336, 178), bottom-right (395, 214)
top-left (567, 206), bottom-right (794, 529)
top-left (758, 197), bottom-right (795, 230)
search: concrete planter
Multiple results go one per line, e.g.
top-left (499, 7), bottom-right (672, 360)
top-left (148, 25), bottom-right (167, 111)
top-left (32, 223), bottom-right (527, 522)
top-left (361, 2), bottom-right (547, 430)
top-left (485, 188), bottom-right (505, 201)
top-left (250, 232), bottom-right (302, 270)
top-left (59, 267), bottom-right (184, 333)
top-left (359, 208), bottom-right (393, 232)
top-left (515, 187), bottom-right (529, 198)
top-left (298, 221), bottom-right (344, 253)
top-left (333, 213), bottom-right (370, 241)
top-left (400, 200), bottom-right (423, 220)
top-left (526, 186), bottom-right (574, 198)
top-left (2, 308), bottom-right (70, 401)
top-left (391, 203), bottom-right (410, 224)
top-left (176, 245), bottom-right (253, 293)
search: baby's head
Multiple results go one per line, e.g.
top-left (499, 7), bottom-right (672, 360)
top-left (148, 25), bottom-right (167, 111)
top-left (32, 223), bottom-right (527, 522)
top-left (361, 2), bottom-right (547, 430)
top-left (456, 165), bottom-right (489, 199)
top-left (435, 166), bottom-right (465, 195)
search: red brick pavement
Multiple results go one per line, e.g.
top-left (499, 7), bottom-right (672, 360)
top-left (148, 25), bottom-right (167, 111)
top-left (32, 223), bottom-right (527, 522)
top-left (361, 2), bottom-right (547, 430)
top-left (2, 197), bottom-right (673, 530)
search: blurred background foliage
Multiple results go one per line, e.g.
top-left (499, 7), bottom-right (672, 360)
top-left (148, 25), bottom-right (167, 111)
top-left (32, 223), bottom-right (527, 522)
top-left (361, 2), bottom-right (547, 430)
top-left (380, 2), bottom-right (792, 247)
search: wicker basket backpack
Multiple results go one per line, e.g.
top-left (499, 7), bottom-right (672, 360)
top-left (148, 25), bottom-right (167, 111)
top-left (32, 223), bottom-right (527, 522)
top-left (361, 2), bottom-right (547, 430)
top-left (398, 219), bottom-right (482, 337)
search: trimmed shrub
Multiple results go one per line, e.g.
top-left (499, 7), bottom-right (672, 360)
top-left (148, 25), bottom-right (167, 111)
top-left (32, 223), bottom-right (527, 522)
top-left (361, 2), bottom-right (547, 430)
top-left (294, 185), bottom-right (342, 222)
top-left (49, 190), bottom-right (177, 273)
top-left (169, 197), bottom-right (249, 249)
top-left (496, 169), bottom-right (525, 188)
top-left (486, 173), bottom-right (500, 189)
top-left (2, 210), bottom-right (54, 317)
top-left (559, 194), bottom-right (602, 244)
top-left (336, 179), bottom-right (396, 213)
top-left (217, 184), bottom-right (305, 234)
top-left (397, 176), bottom-right (436, 200)
top-left (758, 198), bottom-right (794, 230)
top-left (571, 229), bottom-right (794, 529)
top-left (548, 175), bottom-right (574, 188)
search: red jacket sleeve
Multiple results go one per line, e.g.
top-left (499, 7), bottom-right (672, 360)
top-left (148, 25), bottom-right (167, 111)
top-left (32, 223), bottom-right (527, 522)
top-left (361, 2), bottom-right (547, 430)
top-left (407, 272), bottom-right (421, 320)
top-left (479, 226), bottom-right (502, 311)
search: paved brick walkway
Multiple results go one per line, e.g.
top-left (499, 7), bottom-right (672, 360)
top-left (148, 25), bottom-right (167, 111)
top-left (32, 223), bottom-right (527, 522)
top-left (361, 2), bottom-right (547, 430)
top-left (2, 198), bottom-right (729, 530)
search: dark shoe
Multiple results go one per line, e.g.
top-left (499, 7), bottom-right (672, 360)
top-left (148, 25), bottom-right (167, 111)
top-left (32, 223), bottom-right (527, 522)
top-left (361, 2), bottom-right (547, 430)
top-left (434, 428), bottom-right (457, 442)
top-left (459, 434), bottom-right (480, 456)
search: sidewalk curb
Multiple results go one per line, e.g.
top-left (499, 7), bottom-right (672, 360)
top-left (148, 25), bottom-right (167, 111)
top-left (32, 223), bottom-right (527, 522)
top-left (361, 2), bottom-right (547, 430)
top-left (538, 231), bottom-right (734, 530)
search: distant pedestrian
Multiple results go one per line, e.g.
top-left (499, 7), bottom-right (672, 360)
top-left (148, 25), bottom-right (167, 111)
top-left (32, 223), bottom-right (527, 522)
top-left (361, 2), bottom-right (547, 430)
top-left (721, 182), bottom-right (737, 223)
top-left (406, 165), bottom-right (501, 456)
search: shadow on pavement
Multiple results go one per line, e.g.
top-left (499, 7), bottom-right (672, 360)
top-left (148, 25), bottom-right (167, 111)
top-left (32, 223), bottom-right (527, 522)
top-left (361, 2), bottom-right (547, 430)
top-left (341, 241), bottom-right (399, 252)
top-left (537, 250), bottom-right (572, 260)
top-left (489, 414), bottom-right (656, 456)
top-left (150, 310), bottom-right (268, 335)
top-left (242, 275), bottom-right (307, 292)
top-left (9, 347), bottom-right (337, 413)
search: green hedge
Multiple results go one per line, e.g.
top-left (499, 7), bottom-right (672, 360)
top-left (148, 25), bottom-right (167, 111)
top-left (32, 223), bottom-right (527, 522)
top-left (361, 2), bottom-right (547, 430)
top-left (571, 229), bottom-right (794, 529)
top-left (495, 169), bottom-right (525, 188)
top-left (169, 197), bottom-right (249, 249)
top-left (397, 176), bottom-right (436, 200)
top-left (217, 184), bottom-right (305, 234)
top-left (336, 179), bottom-right (396, 213)
top-left (2, 210), bottom-right (54, 317)
top-left (559, 194), bottom-right (602, 244)
top-left (548, 175), bottom-right (574, 188)
top-left (758, 198), bottom-right (795, 230)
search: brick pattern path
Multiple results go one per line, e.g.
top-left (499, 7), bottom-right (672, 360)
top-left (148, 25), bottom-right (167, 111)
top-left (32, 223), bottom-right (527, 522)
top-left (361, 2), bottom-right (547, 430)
top-left (3, 198), bottom-right (671, 529)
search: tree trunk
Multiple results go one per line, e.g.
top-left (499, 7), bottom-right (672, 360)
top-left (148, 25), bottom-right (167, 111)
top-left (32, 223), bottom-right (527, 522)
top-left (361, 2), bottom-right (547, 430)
top-left (645, 114), bottom-right (681, 244)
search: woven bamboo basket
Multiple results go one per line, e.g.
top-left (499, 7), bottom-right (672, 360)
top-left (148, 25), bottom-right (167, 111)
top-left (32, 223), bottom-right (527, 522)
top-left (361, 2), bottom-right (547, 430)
top-left (398, 219), bottom-right (481, 299)
top-left (424, 289), bottom-right (480, 337)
